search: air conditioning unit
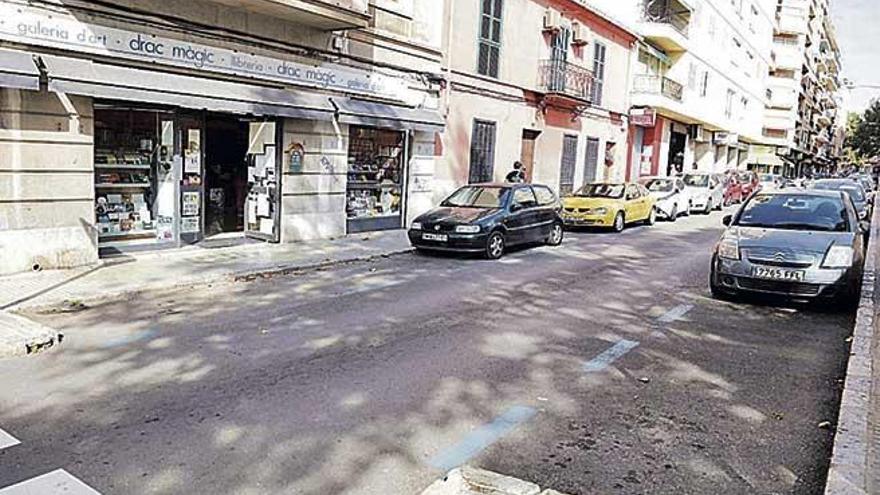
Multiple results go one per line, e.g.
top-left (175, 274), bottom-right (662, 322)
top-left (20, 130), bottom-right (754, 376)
top-left (571, 22), bottom-right (589, 46)
top-left (543, 9), bottom-right (562, 32)
top-left (690, 124), bottom-right (709, 142)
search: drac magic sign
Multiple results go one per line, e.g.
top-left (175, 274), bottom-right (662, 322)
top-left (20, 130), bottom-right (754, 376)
top-left (0, 2), bottom-right (410, 100)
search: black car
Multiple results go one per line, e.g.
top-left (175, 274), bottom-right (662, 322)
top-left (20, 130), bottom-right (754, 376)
top-left (408, 183), bottom-right (564, 259)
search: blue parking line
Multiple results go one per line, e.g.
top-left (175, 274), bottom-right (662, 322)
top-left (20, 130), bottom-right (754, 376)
top-left (427, 405), bottom-right (537, 471)
top-left (583, 339), bottom-right (640, 372)
top-left (101, 329), bottom-right (157, 349)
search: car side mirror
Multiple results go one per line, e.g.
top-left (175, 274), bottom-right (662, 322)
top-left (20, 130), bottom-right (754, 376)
top-left (722, 215), bottom-right (732, 226)
top-left (510, 203), bottom-right (523, 213)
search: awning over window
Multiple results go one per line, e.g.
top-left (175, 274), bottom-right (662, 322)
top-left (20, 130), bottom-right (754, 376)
top-left (0, 49), bottom-right (40, 91)
top-left (331, 97), bottom-right (445, 132)
top-left (40, 55), bottom-right (335, 121)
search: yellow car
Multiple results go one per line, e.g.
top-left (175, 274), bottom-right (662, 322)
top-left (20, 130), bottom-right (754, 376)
top-left (561, 182), bottom-right (657, 232)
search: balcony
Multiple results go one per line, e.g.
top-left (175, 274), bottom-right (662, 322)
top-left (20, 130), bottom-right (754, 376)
top-left (204, 0), bottom-right (370, 30)
top-left (538, 59), bottom-right (594, 104)
top-left (640, 0), bottom-right (692, 52)
top-left (633, 74), bottom-right (683, 101)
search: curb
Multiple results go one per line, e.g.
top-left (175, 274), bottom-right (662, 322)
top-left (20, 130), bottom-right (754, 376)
top-left (824, 201), bottom-right (878, 495)
top-left (11, 248), bottom-right (414, 312)
top-left (419, 467), bottom-right (571, 495)
top-left (0, 311), bottom-right (63, 358)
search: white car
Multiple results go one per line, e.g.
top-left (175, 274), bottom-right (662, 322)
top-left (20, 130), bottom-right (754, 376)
top-left (639, 176), bottom-right (690, 221)
top-left (683, 172), bottom-right (724, 214)
top-left (758, 173), bottom-right (780, 191)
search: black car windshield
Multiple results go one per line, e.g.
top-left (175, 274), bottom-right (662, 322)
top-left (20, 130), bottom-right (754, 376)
top-left (813, 181), bottom-right (866, 202)
top-left (683, 175), bottom-right (709, 187)
top-left (642, 179), bottom-right (674, 192)
top-left (735, 194), bottom-right (849, 232)
top-left (575, 184), bottom-right (625, 198)
top-left (441, 186), bottom-right (509, 208)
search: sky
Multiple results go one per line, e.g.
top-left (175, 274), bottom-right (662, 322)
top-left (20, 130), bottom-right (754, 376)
top-left (832, 0), bottom-right (879, 116)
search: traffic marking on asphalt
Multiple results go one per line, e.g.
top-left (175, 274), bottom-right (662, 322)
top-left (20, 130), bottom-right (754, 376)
top-left (427, 405), bottom-right (537, 471)
top-left (100, 329), bottom-right (157, 349)
top-left (657, 304), bottom-right (694, 323)
top-left (583, 339), bottom-right (640, 372)
top-left (0, 470), bottom-right (100, 494)
top-left (0, 429), bottom-right (19, 451)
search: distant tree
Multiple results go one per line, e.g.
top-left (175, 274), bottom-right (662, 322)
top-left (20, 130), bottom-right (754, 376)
top-left (846, 99), bottom-right (880, 163)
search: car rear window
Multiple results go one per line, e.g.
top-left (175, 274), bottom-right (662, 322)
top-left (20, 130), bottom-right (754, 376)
top-left (533, 186), bottom-right (557, 206)
top-left (735, 194), bottom-right (849, 232)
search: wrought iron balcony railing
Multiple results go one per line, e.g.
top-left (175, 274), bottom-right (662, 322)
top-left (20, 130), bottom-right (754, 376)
top-left (632, 74), bottom-right (683, 102)
top-left (642, 0), bottom-right (691, 36)
top-left (538, 59), bottom-right (594, 102)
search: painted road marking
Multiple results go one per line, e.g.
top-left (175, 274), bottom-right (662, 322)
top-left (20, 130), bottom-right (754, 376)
top-left (657, 304), bottom-right (694, 324)
top-left (583, 339), bottom-right (640, 372)
top-left (0, 470), bottom-right (100, 494)
top-left (0, 429), bottom-right (19, 451)
top-left (428, 405), bottom-right (537, 471)
top-left (101, 329), bottom-right (157, 349)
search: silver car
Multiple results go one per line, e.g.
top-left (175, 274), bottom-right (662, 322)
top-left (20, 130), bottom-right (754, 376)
top-left (710, 190), bottom-right (867, 303)
top-left (683, 172), bottom-right (724, 214)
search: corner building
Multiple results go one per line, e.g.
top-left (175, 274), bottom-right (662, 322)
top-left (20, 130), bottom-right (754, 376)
top-left (0, 0), bottom-right (444, 274)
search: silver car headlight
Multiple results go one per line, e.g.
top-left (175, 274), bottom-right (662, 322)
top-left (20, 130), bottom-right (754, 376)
top-left (455, 225), bottom-right (481, 234)
top-left (822, 245), bottom-right (854, 269)
top-left (717, 237), bottom-right (740, 260)
top-left (410, 222), bottom-right (422, 230)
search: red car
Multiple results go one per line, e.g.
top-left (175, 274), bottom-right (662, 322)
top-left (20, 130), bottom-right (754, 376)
top-left (722, 173), bottom-right (744, 206)
top-left (737, 171), bottom-right (760, 198)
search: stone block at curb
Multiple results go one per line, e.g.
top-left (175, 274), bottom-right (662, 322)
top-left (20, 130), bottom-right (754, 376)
top-left (420, 467), bottom-right (572, 495)
top-left (0, 311), bottom-right (61, 358)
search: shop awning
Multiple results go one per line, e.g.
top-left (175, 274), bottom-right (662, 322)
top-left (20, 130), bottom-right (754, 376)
top-left (40, 55), bottom-right (335, 121)
top-left (331, 97), bottom-right (445, 132)
top-left (0, 49), bottom-right (40, 91)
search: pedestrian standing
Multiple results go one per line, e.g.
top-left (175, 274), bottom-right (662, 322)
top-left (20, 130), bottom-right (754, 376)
top-left (506, 161), bottom-right (526, 183)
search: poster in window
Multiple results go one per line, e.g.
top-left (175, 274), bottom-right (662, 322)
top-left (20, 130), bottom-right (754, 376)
top-left (184, 129), bottom-right (201, 174)
top-left (182, 191), bottom-right (200, 216)
top-left (181, 216), bottom-right (200, 233)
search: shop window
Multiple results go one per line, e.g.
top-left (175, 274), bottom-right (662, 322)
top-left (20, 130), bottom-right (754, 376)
top-left (346, 126), bottom-right (405, 231)
top-left (93, 107), bottom-right (175, 247)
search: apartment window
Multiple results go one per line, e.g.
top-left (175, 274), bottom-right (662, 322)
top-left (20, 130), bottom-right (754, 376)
top-left (477, 0), bottom-right (503, 78)
top-left (591, 42), bottom-right (607, 106)
top-left (559, 135), bottom-right (578, 195)
top-left (725, 89), bottom-right (735, 118)
top-left (700, 71), bottom-right (709, 97)
top-left (468, 119), bottom-right (497, 183)
top-left (688, 63), bottom-right (697, 89)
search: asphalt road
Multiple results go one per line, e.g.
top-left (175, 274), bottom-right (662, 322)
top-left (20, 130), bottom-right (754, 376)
top-left (0, 209), bottom-right (853, 495)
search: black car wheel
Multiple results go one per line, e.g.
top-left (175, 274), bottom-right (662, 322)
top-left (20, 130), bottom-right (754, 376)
top-left (704, 200), bottom-right (712, 215)
top-left (485, 231), bottom-right (505, 260)
top-left (670, 204), bottom-right (678, 222)
top-left (645, 207), bottom-right (657, 226)
top-left (546, 222), bottom-right (564, 246)
top-left (612, 211), bottom-right (625, 233)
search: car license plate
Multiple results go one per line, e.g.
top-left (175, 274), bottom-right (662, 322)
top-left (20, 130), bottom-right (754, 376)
top-left (422, 233), bottom-right (448, 242)
top-left (752, 267), bottom-right (805, 281)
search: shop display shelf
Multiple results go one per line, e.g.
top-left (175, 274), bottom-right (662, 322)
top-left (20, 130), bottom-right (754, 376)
top-left (95, 183), bottom-right (152, 189)
top-left (94, 164), bottom-right (151, 170)
top-left (98, 229), bottom-right (157, 239)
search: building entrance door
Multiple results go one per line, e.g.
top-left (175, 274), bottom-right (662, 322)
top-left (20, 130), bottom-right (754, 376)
top-left (520, 129), bottom-right (540, 183)
top-left (667, 130), bottom-right (686, 176)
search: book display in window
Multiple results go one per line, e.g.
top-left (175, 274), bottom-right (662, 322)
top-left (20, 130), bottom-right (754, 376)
top-left (93, 109), bottom-right (160, 241)
top-left (346, 127), bottom-right (404, 220)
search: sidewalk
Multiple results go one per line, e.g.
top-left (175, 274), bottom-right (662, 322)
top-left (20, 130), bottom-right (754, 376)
top-left (0, 230), bottom-right (412, 311)
top-left (825, 204), bottom-right (880, 495)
